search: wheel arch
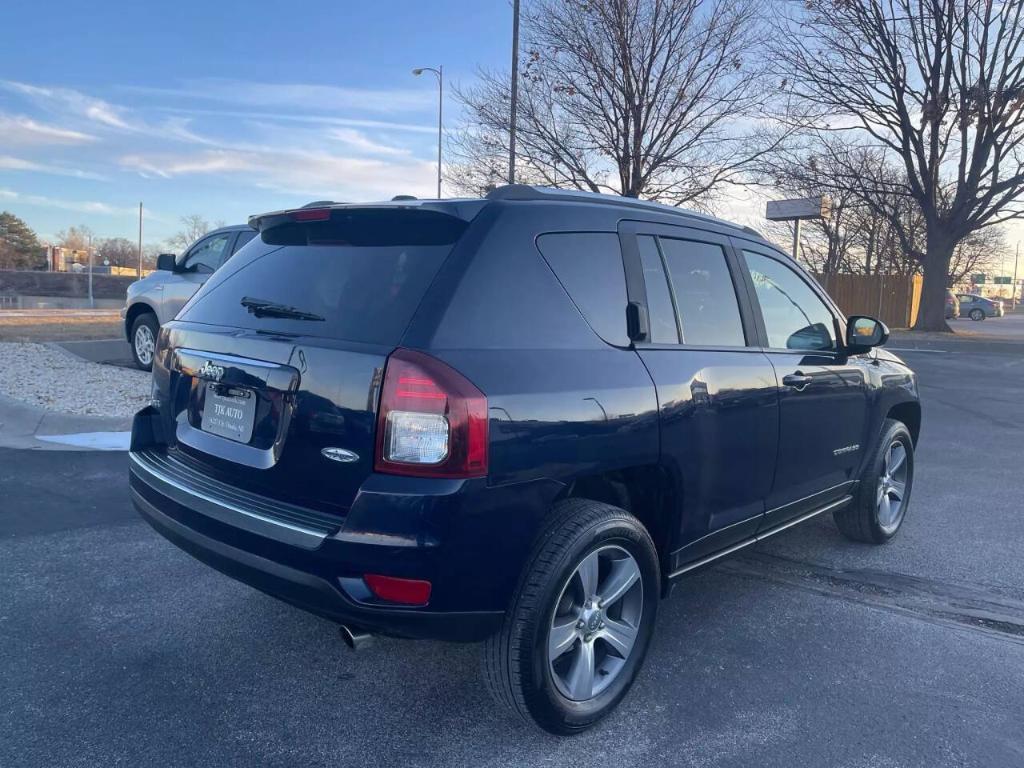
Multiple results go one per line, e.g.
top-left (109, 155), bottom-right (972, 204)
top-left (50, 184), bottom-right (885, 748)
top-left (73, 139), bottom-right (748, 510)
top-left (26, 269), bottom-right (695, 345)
top-left (886, 400), bottom-right (921, 446)
top-left (125, 301), bottom-right (157, 341)
top-left (557, 464), bottom-right (678, 582)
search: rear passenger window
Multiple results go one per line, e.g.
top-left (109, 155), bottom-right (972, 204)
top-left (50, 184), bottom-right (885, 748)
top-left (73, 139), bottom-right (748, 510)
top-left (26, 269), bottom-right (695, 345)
top-left (637, 236), bottom-right (679, 343)
top-left (659, 238), bottom-right (745, 347)
top-left (537, 233), bottom-right (628, 346)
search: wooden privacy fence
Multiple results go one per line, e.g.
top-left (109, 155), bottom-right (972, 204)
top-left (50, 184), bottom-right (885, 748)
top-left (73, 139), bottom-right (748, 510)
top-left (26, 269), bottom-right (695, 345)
top-left (813, 273), bottom-right (923, 329)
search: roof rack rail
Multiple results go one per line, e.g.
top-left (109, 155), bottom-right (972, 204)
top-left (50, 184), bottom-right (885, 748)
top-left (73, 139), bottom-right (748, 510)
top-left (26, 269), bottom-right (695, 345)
top-left (485, 184), bottom-right (744, 232)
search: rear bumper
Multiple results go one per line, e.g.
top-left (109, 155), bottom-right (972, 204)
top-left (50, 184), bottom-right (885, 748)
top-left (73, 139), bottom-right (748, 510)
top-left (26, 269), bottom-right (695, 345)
top-left (131, 482), bottom-right (502, 641)
top-left (128, 407), bottom-right (560, 642)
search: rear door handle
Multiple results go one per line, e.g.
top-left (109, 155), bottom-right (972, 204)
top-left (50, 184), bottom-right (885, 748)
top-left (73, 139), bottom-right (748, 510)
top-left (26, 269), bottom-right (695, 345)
top-left (782, 372), bottom-right (812, 391)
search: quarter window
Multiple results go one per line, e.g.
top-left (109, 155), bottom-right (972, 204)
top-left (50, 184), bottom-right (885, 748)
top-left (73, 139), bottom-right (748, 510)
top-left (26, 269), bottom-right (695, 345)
top-left (538, 233), bottom-right (629, 346)
top-left (659, 238), bottom-right (745, 346)
top-left (232, 229), bottom-right (258, 253)
top-left (743, 251), bottom-right (836, 351)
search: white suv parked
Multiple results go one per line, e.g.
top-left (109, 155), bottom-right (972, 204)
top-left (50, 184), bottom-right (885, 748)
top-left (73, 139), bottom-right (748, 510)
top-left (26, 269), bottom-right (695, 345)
top-left (122, 225), bottom-right (257, 369)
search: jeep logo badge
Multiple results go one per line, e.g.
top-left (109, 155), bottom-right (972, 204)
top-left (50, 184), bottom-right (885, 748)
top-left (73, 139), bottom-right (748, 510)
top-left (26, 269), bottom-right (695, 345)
top-left (321, 447), bottom-right (360, 463)
top-left (197, 361), bottom-right (226, 382)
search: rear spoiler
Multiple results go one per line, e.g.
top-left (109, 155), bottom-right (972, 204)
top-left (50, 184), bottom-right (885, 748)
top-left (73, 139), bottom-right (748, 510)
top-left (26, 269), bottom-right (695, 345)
top-left (248, 199), bottom-right (488, 233)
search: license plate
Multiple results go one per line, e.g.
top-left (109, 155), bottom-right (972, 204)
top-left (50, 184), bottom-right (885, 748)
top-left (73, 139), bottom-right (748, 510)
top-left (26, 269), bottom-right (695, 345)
top-left (201, 384), bottom-right (257, 443)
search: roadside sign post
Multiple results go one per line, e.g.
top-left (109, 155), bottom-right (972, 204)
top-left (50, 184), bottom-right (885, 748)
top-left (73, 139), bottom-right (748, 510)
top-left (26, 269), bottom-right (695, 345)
top-left (765, 197), bottom-right (832, 262)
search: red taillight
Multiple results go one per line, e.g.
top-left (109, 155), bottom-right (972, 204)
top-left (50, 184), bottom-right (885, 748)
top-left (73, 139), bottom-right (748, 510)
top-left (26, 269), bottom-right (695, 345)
top-left (363, 574), bottom-right (432, 606)
top-left (290, 208), bottom-right (331, 222)
top-left (374, 348), bottom-right (488, 478)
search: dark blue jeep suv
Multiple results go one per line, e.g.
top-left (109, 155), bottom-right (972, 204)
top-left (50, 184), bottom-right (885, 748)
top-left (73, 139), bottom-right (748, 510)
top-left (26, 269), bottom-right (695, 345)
top-left (129, 185), bottom-right (920, 734)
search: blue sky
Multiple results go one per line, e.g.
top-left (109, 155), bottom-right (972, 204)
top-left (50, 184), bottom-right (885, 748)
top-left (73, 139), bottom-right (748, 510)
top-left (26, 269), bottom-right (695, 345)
top-left (0, 1), bottom-right (512, 245)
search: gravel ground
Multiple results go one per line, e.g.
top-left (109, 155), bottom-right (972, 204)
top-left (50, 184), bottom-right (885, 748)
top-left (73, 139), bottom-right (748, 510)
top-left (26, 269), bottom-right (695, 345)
top-left (0, 342), bottom-right (149, 417)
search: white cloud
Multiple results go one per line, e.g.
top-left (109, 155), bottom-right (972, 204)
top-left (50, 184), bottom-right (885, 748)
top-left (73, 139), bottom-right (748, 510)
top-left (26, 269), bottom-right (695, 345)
top-left (127, 78), bottom-right (435, 114)
top-left (326, 128), bottom-right (412, 157)
top-left (119, 150), bottom-right (255, 178)
top-left (119, 147), bottom-right (435, 200)
top-left (0, 113), bottom-right (97, 145)
top-left (0, 155), bottom-right (106, 180)
top-left (0, 187), bottom-right (150, 218)
top-left (1, 80), bottom-right (133, 130)
top-left (155, 106), bottom-right (436, 134)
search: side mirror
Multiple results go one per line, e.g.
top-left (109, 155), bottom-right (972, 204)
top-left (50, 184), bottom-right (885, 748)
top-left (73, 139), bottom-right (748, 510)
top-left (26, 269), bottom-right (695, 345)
top-left (846, 315), bottom-right (889, 352)
top-left (156, 253), bottom-right (177, 272)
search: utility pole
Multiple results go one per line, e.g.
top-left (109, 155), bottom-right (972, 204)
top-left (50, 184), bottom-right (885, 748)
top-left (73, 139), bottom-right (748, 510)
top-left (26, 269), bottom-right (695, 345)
top-left (138, 202), bottom-right (143, 278)
top-left (1013, 241), bottom-right (1020, 308)
top-left (508, 0), bottom-right (520, 185)
top-left (87, 234), bottom-right (94, 308)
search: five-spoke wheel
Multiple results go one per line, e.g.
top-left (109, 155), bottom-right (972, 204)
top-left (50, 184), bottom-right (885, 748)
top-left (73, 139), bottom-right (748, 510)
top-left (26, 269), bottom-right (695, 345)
top-left (547, 545), bottom-right (643, 702)
top-left (835, 418), bottom-right (915, 544)
top-left (484, 499), bottom-right (658, 734)
top-left (876, 439), bottom-right (909, 534)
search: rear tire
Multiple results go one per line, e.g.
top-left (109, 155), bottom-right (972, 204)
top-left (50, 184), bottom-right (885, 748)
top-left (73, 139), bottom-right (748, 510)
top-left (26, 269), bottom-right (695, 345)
top-left (970, 308), bottom-right (985, 321)
top-left (834, 419), bottom-right (914, 544)
top-left (483, 499), bottom-right (659, 734)
top-left (130, 313), bottom-right (159, 371)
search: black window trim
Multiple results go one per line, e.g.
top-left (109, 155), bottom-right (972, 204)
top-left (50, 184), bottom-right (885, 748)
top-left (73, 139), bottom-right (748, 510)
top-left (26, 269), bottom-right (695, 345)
top-left (618, 219), bottom-right (759, 352)
top-left (732, 240), bottom-right (848, 357)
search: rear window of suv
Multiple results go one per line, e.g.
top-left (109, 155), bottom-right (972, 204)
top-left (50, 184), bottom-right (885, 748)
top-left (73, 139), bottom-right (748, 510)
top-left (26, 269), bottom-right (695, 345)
top-left (179, 209), bottom-right (467, 345)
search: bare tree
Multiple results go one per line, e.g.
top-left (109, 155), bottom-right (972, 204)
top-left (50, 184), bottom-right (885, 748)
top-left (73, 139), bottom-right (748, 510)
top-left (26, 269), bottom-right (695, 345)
top-left (948, 227), bottom-right (1007, 286)
top-left (96, 237), bottom-right (137, 269)
top-left (771, 0), bottom-right (1024, 331)
top-left (451, 0), bottom-right (781, 205)
top-left (54, 224), bottom-right (95, 252)
top-left (169, 214), bottom-right (221, 252)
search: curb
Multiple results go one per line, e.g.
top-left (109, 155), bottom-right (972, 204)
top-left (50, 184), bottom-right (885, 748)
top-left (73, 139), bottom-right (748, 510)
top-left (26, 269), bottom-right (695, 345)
top-left (0, 392), bottom-right (132, 451)
top-left (888, 330), bottom-right (1024, 355)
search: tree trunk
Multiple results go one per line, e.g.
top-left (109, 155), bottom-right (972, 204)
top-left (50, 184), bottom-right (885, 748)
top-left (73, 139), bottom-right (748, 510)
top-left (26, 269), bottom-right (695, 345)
top-left (864, 226), bottom-right (875, 274)
top-left (912, 231), bottom-right (956, 332)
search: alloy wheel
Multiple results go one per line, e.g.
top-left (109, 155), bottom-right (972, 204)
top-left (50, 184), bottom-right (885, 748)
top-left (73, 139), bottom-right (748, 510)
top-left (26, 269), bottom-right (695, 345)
top-left (547, 545), bottom-right (644, 702)
top-left (134, 325), bottom-right (155, 366)
top-left (876, 440), bottom-right (909, 534)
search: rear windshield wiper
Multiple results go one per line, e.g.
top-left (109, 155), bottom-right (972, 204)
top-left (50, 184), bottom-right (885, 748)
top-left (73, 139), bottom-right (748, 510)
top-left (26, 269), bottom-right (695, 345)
top-left (240, 296), bottom-right (325, 321)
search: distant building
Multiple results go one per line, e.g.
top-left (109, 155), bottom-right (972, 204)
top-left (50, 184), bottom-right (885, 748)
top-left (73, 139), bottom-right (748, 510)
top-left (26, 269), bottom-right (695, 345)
top-left (45, 245), bottom-right (90, 272)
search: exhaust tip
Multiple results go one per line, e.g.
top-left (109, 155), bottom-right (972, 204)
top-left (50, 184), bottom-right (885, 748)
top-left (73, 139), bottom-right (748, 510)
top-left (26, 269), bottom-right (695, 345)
top-left (339, 624), bottom-right (374, 651)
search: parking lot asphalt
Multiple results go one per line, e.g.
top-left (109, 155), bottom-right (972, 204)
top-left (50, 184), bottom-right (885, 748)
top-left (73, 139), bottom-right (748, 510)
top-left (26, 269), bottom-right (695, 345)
top-left (56, 337), bottom-right (134, 369)
top-left (3, 338), bottom-right (1023, 767)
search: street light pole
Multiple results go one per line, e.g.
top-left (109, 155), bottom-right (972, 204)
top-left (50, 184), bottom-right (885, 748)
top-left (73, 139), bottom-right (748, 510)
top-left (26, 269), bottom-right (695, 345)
top-left (412, 66), bottom-right (443, 198)
top-left (509, 0), bottom-right (520, 184)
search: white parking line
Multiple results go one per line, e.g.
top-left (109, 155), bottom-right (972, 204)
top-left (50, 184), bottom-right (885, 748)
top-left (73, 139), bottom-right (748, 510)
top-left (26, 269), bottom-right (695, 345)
top-left (36, 432), bottom-right (131, 450)
top-left (886, 347), bottom-right (949, 353)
